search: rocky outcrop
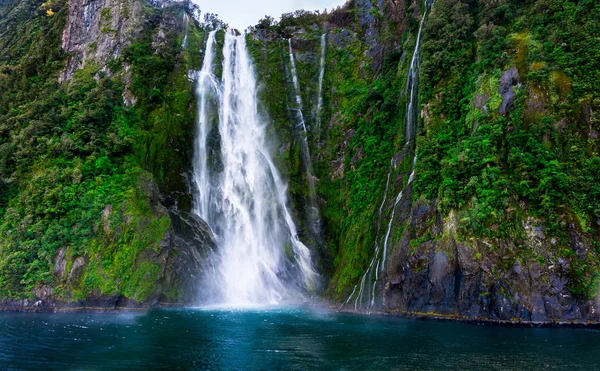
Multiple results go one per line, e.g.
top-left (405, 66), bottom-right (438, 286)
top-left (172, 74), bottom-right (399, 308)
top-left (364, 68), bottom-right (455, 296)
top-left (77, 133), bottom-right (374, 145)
top-left (1, 211), bottom-right (215, 312)
top-left (498, 67), bottom-right (520, 116)
top-left (377, 198), bottom-right (600, 324)
top-left (156, 209), bottom-right (216, 304)
top-left (60, 0), bottom-right (145, 81)
top-left (1, 177), bottom-right (215, 312)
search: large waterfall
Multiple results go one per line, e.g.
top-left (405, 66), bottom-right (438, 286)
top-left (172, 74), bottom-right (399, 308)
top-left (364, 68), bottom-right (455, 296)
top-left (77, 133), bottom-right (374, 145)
top-left (193, 30), bottom-right (318, 306)
top-left (347, 3), bottom-right (431, 311)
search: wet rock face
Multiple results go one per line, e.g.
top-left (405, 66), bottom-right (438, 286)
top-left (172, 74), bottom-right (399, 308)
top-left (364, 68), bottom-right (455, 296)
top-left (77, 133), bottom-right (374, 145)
top-left (156, 209), bottom-right (216, 304)
top-left (148, 0), bottom-right (184, 7)
top-left (498, 67), bottom-right (520, 115)
top-left (382, 199), bottom-right (600, 324)
top-left (135, 177), bottom-right (216, 305)
top-left (60, 0), bottom-right (144, 81)
top-left (356, 0), bottom-right (383, 72)
top-left (474, 93), bottom-right (489, 114)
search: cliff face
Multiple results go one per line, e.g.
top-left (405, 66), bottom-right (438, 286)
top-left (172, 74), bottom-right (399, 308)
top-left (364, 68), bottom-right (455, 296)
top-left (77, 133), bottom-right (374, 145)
top-left (371, 0), bottom-right (600, 323)
top-left (1, 0), bottom-right (600, 322)
top-left (382, 198), bottom-right (600, 323)
top-left (0, 0), bottom-right (212, 310)
top-left (249, 0), bottom-right (600, 323)
top-left (60, 0), bottom-right (144, 82)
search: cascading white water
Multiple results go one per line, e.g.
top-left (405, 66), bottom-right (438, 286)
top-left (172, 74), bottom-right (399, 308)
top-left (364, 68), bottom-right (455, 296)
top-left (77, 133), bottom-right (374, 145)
top-left (287, 38), bottom-right (321, 238)
top-left (347, 163), bottom-right (392, 311)
top-left (288, 39), bottom-right (307, 132)
top-left (194, 31), bottom-right (219, 223)
top-left (378, 2), bottom-right (430, 272)
top-left (193, 30), bottom-right (318, 306)
top-left (315, 33), bottom-right (327, 145)
top-left (403, 4), bottom-right (428, 144)
top-left (181, 13), bottom-right (189, 49)
top-left (380, 155), bottom-right (418, 274)
top-left (348, 3), bottom-right (431, 311)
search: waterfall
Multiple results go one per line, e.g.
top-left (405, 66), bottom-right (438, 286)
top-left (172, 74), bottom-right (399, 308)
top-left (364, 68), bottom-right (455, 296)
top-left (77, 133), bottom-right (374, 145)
top-left (380, 155), bottom-right (418, 275)
top-left (193, 31), bottom-right (219, 222)
top-left (193, 30), bottom-right (318, 306)
top-left (315, 33), bottom-right (327, 145)
top-left (181, 13), bottom-right (189, 49)
top-left (287, 38), bottom-right (321, 240)
top-left (379, 2), bottom-right (431, 271)
top-left (349, 3), bottom-right (431, 311)
top-left (288, 39), bottom-right (307, 132)
top-left (404, 3), bottom-right (428, 143)
top-left (349, 164), bottom-right (392, 311)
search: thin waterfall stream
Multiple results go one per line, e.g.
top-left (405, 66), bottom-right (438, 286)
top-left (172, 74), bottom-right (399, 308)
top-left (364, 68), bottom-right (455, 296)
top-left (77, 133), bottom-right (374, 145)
top-left (315, 33), bottom-right (327, 147)
top-left (193, 30), bottom-right (318, 306)
top-left (287, 38), bottom-right (321, 240)
top-left (347, 2), bottom-right (431, 311)
top-left (181, 12), bottom-right (189, 49)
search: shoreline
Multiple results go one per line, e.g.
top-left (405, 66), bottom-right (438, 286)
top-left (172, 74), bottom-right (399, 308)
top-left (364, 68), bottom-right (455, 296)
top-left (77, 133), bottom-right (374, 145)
top-left (0, 302), bottom-right (184, 314)
top-left (333, 306), bottom-right (600, 329)
top-left (3, 301), bottom-right (600, 329)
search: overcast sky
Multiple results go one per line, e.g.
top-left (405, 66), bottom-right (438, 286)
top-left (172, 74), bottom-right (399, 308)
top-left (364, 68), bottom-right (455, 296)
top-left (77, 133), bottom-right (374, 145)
top-left (193, 0), bottom-right (347, 30)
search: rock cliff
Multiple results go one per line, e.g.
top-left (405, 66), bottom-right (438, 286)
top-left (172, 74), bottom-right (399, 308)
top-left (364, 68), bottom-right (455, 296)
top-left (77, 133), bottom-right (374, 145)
top-left (60, 0), bottom-right (144, 81)
top-left (1, 0), bottom-right (599, 323)
top-left (248, 0), bottom-right (600, 324)
top-left (0, 0), bottom-right (211, 310)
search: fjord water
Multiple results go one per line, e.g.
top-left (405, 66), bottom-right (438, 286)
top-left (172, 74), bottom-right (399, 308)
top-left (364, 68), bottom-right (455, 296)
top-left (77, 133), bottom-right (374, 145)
top-left (192, 31), bottom-right (318, 306)
top-left (2, 308), bottom-right (600, 370)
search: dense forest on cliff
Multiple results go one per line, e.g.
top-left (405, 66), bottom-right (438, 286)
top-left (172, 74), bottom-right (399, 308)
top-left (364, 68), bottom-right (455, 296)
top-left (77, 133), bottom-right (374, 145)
top-left (0, 0), bottom-right (599, 322)
top-left (0, 0), bottom-right (210, 303)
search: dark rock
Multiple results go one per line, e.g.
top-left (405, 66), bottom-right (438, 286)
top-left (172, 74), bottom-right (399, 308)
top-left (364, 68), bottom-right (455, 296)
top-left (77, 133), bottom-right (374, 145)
top-left (544, 296), bottom-right (563, 319)
top-left (490, 283), bottom-right (514, 320)
top-left (377, 194), bottom-right (600, 324)
top-left (474, 93), bottom-right (489, 115)
top-left (530, 295), bottom-right (547, 322)
top-left (54, 248), bottom-right (68, 279)
top-left (329, 29), bottom-right (354, 49)
top-left (155, 209), bottom-right (216, 304)
top-left (498, 67), bottom-right (520, 115)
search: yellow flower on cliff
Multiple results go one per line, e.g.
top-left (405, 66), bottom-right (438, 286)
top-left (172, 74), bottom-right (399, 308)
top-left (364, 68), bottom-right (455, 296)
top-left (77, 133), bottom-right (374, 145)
top-left (46, 9), bottom-right (54, 16)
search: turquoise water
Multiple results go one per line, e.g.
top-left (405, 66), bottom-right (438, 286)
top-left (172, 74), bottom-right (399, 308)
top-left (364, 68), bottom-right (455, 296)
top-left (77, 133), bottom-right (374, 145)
top-left (1, 306), bottom-right (599, 370)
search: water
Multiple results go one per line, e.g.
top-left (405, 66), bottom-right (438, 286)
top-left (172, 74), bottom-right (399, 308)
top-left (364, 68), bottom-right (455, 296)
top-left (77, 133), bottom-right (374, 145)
top-left (315, 33), bottom-right (327, 145)
top-left (403, 2), bottom-right (429, 143)
top-left (351, 3), bottom-right (431, 311)
top-left (193, 30), bottom-right (218, 222)
top-left (287, 38), bottom-right (321, 240)
top-left (349, 163), bottom-right (392, 311)
top-left (181, 13), bottom-right (189, 49)
top-left (193, 31), bottom-right (318, 306)
top-left (287, 38), bottom-right (307, 133)
top-left (1, 308), bottom-right (599, 370)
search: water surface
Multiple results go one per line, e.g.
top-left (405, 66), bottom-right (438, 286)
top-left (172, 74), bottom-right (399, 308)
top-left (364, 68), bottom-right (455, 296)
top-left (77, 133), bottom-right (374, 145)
top-left (1, 307), bottom-right (599, 370)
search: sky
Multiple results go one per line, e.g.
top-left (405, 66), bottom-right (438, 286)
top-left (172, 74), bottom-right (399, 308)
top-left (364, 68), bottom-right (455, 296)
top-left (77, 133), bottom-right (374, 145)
top-left (193, 0), bottom-right (347, 30)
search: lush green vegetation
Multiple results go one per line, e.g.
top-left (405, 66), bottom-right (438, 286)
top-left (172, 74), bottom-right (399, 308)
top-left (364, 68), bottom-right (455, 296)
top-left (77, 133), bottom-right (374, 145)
top-left (0, 0), bottom-right (203, 301)
top-left (254, 0), bottom-right (600, 301)
top-left (247, 3), bottom-right (412, 297)
top-left (1, 0), bottom-right (599, 305)
top-left (414, 0), bottom-right (600, 298)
